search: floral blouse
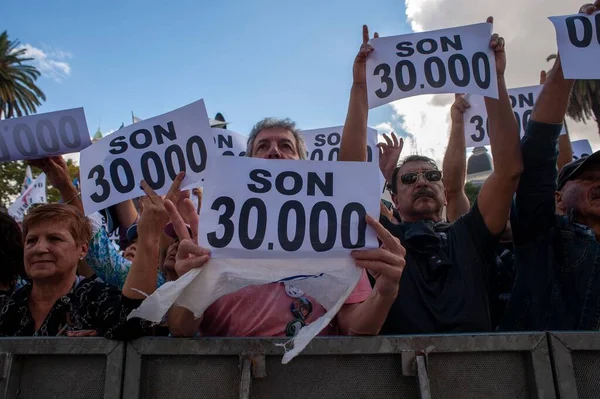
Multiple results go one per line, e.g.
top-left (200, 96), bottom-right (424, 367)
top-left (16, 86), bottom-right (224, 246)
top-left (0, 276), bottom-right (151, 339)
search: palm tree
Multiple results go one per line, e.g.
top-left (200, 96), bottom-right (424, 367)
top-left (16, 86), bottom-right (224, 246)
top-left (547, 54), bottom-right (600, 135)
top-left (0, 31), bottom-right (46, 119)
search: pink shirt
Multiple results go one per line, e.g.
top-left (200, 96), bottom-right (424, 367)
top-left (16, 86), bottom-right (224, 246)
top-left (199, 271), bottom-right (372, 337)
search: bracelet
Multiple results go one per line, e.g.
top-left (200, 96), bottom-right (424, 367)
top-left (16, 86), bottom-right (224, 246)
top-left (64, 191), bottom-right (81, 204)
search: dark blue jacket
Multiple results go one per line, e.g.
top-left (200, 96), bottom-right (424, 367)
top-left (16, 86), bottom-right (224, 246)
top-left (500, 121), bottom-right (600, 331)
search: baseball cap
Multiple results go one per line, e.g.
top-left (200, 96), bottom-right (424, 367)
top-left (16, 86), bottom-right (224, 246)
top-left (557, 150), bottom-right (600, 190)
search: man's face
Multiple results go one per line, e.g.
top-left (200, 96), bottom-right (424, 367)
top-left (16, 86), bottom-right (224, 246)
top-left (160, 240), bottom-right (180, 281)
top-left (123, 241), bottom-right (137, 261)
top-left (24, 220), bottom-right (86, 281)
top-left (252, 128), bottom-right (300, 160)
top-left (392, 161), bottom-right (446, 222)
top-left (557, 165), bottom-right (600, 222)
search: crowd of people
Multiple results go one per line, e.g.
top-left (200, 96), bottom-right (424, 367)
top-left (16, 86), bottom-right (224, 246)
top-left (0, 1), bottom-right (598, 342)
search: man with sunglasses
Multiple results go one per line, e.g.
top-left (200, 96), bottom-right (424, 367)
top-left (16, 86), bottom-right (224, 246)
top-left (340, 20), bottom-right (522, 334)
top-left (499, 1), bottom-right (600, 332)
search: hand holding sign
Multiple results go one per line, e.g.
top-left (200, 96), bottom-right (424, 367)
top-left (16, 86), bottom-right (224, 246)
top-left (351, 216), bottom-right (406, 298)
top-left (549, 2), bottom-right (600, 79)
top-left (27, 156), bottom-right (71, 191)
top-left (487, 17), bottom-right (506, 76)
top-left (354, 25), bottom-right (379, 85)
top-left (367, 22), bottom-right (498, 108)
top-left (451, 94), bottom-right (471, 124)
top-left (377, 132), bottom-right (404, 182)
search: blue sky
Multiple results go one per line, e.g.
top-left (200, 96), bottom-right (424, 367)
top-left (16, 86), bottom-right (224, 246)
top-left (4, 0), bottom-right (412, 138)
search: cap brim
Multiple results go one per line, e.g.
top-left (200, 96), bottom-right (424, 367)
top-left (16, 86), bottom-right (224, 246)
top-left (569, 150), bottom-right (600, 181)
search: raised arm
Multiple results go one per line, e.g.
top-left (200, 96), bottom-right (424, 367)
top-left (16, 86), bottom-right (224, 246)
top-left (540, 69), bottom-right (574, 171)
top-left (122, 173), bottom-right (184, 299)
top-left (339, 25), bottom-right (378, 162)
top-left (476, 19), bottom-right (523, 236)
top-left (28, 156), bottom-right (82, 211)
top-left (443, 95), bottom-right (471, 222)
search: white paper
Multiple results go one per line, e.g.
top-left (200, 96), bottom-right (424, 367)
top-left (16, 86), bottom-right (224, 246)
top-left (80, 100), bottom-right (214, 215)
top-left (211, 128), bottom-right (247, 156)
top-left (572, 139), bottom-right (593, 160)
top-left (302, 126), bottom-right (379, 164)
top-left (8, 173), bottom-right (47, 221)
top-left (550, 12), bottom-right (600, 79)
top-left (0, 108), bottom-right (91, 161)
top-left (367, 23), bottom-right (498, 108)
top-left (199, 156), bottom-right (380, 258)
top-left (463, 85), bottom-right (567, 148)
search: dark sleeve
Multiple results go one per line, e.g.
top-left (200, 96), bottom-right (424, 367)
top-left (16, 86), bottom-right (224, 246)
top-left (453, 200), bottom-right (500, 261)
top-left (511, 121), bottom-right (562, 246)
top-left (86, 282), bottom-right (152, 340)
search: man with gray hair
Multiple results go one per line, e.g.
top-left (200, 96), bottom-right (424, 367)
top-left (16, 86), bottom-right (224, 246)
top-left (245, 117), bottom-right (308, 160)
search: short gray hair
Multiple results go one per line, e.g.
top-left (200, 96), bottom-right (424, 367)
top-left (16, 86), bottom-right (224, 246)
top-left (246, 117), bottom-right (307, 159)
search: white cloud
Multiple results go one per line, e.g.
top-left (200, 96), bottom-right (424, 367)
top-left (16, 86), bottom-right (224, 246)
top-left (15, 44), bottom-right (72, 83)
top-left (385, 0), bottom-right (599, 163)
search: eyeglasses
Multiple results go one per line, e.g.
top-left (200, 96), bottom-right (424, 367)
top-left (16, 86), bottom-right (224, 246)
top-left (400, 170), bottom-right (442, 185)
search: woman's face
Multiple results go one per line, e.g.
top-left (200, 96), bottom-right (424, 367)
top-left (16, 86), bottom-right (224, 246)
top-left (24, 220), bottom-right (87, 281)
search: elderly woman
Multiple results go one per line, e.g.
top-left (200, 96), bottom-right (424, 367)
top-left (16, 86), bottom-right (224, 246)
top-left (0, 203), bottom-right (156, 339)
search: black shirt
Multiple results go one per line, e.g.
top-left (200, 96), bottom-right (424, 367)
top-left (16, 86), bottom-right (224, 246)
top-left (0, 276), bottom-right (150, 339)
top-left (379, 202), bottom-right (498, 334)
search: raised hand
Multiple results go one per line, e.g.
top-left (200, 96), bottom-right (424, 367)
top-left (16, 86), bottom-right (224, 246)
top-left (451, 94), bottom-right (470, 123)
top-left (377, 132), bottom-right (404, 183)
top-left (351, 215), bottom-right (406, 298)
top-left (353, 25), bottom-right (379, 85)
top-left (28, 156), bottom-right (71, 190)
top-left (164, 198), bottom-right (207, 278)
top-left (487, 17), bottom-right (506, 76)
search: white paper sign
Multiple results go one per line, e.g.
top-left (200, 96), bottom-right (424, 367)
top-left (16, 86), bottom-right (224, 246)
top-left (550, 12), bottom-right (600, 79)
top-left (367, 23), bottom-right (498, 108)
top-left (211, 128), bottom-right (247, 156)
top-left (8, 173), bottom-right (47, 221)
top-left (0, 108), bottom-right (91, 161)
top-left (464, 85), bottom-right (567, 147)
top-left (199, 156), bottom-right (380, 258)
top-left (572, 139), bottom-right (593, 160)
top-left (80, 100), bottom-right (213, 215)
top-left (302, 126), bottom-right (379, 163)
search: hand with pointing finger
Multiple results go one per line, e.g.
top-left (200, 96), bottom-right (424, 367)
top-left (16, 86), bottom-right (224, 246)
top-left (351, 215), bottom-right (406, 298)
top-left (137, 172), bottom-right (185, 240)
top-left (486, 17), bottom-right (506, 76)
top-left (353, 25), bottom-right (379, 85)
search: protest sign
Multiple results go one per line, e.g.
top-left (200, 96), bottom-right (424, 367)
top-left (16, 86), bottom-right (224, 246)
top-left (129, 156), bottom-right (381, 363)
top-left (302, 126), bottom-right (379, 163)
top-left (572, 139), bottom-right (593, 160)
top-left (464, 85), bottom-right (566, 147)
top-left (8, 173), bottom-right (47, 221)
top-left (367, 23), bottom-right (498, 108)
top-left (199, 156), bottom-right (380, 258)
top-left (550, 12), bottom-right (600, 79)
top-left (80, 100), bottom-right (213, 215)
top-left (212, 128), bottom-right (247, 156)
top-left (0, 108), bottom-right (91, 162)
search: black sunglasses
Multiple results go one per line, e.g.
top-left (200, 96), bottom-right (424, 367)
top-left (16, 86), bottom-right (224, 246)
top-left (400, 170), bottom-right (442, 185)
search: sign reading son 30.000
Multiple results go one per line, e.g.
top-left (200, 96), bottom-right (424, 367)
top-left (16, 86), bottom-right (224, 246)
top-left (367, 23), bottom-right (498, 109)
top-left (199, 156), bottom-right (380, 259)
top-left (0, 108), bottom-right (91, 161)
top-left (81, 100), bottom-right (213, 215)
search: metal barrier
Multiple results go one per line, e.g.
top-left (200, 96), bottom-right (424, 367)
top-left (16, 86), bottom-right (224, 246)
top-left (124, 333), bottom-right (555, 399)
top-left (0, 337), bottom-right (124, 399)
top-left (548, 332), bottom-right (600, 399)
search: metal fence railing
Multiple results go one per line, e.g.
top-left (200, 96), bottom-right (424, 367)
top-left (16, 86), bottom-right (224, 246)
top-left (0, 337), bottom-right (124, 399)
top-left (0, 333), bottom-right (569, 399)
top-left (124, 333), bottom-right (555, 399)
top-left (548, 332), bottom-right (600, 399)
